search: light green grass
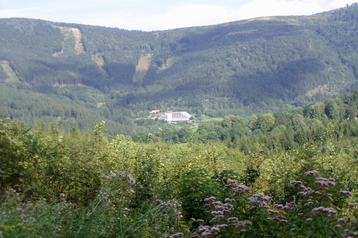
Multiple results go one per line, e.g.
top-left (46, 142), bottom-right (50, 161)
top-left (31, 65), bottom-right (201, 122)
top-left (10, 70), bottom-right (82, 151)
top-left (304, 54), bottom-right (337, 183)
top-left (0, 61), bottom-right (20, 83)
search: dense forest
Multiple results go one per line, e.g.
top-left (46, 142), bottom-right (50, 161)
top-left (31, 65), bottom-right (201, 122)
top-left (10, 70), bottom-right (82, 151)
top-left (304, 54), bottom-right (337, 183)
top-left (2, 4), bottom-right (358, 133)
top-left (1, 89), bottom-right (358, 237)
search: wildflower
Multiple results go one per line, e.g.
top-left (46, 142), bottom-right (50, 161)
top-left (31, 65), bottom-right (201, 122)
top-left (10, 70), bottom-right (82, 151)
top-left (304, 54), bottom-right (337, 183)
top-left (243, 220), bottom-right (252, 226)
top-left (170, 232), bottom-right (184, 238)
top-left (348, 202), bottom-right (357, 207)
top-left (59, 193), bottom-right (66, 202)
top-left (227, 217), bottom-right (239, 223)
top-left (54, 225), bottom-right (62, 232)
top-left (262, 195), bottom-right (271, 201)
top-left (298, 190), bottom-right (306, 196)
top-left (201, 231), bottom-right (213, 237)
top-left (340, 190), bottom-right (353, 197)
top-left (273, 204), bottom-right (284, 209)
top-left (312, 206), bottom-right (324, 212)
top-left (338, 218), bottom-right (348, 223)
top-left (259, 202), bottom-right (270, 208)
top-left (306, 218), bottom-right (312, 221)
top-left (211, 226), bottom-right (220, 233)
top-left (196, 219), bottom-right (204, 223)
top-left (290, 180), bottom-right (303, 186)
top-left (282, 202), bottom-right (295, 210)
top-left (212, 201), bottom-right (223, 206)
top-left (204, 196), bottom-right (216, 202)
top-left (227, 179), bottom-right (236, 184)
top-left (224, 198), bottom-right (235, 203)
top-left (334, 224), bottom-right (341, 229)
top-left (222, 208), bottom-right (232, 215)
top-left (314, 177), bottom-right (336, 186)
top-left (209, 217), bottom-right (217, 223)
top-left (235, 221), bottom-right (245, 227)
top-left (191, 233), bottom-right (200, 238)
top-left (304, 199), bottom-right (315, 206)
top-left (304, 170), bottom-right (318, 176)
top-left (268, 209), bottom-right (279, 214)
top-left (217, 224), bottom-right (228, 228)
top-left (198, 226), bottom-right (210, 232)
top-left (237, 185), bottom-right (252, 192)
top-left (126, 173), bottom-right (136, 184)
top-left (225, 179), bottom-right (238, 188)
top-left (312, 206), bottom-right (337, 214)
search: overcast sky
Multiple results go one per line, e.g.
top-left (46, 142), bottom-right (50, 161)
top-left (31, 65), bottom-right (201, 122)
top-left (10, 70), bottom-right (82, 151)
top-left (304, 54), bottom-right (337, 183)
top-left (0, 0), bottom-right (357, 31)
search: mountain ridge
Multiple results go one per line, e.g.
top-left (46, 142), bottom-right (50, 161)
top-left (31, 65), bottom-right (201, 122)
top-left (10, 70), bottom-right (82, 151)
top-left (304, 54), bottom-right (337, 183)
top-left (1, 3), bottom-right (358, 134)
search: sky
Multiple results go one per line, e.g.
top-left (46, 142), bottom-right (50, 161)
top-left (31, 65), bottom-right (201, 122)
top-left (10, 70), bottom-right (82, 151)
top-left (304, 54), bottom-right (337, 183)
top-left (0, 0), bottom-right (357, 31)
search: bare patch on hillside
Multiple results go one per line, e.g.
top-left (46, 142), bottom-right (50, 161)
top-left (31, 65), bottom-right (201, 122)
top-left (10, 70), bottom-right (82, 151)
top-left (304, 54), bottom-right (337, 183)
top-left (133, 54), bottom-right (151, 83)
top-left (92, 53), bottom-right (104, 67)
top-left (227, 29), bottom-right (257, 36)
top-left (97, 102), bottom-right (104, 108)
top-left (52, 83), bottom-right (86, 88)
top-left (306, 84), bottom-right (328, 97)
top-left (70, 28), bottom-right (84, 53)
top-left (0, 60), bottom-right (19, 83)
top-left (53, 26), bottom-right (84, 54)
top-left (241, 16), bottom-right (300, 25)
top-left (52, 49), bottom-right (63, 57)
top-left (158, 57), bottom-right (174, 71)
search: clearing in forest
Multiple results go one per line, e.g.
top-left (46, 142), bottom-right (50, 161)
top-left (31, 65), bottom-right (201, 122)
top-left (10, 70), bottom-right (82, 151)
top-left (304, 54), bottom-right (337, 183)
top-left (53, 26), bottom-right (84, 55)
top-left (305, 84), bottom-right (328, 97)
top-left (133, 54), bottom-right (151, 83)
top-left (0, 60), bottom-right (19, 83)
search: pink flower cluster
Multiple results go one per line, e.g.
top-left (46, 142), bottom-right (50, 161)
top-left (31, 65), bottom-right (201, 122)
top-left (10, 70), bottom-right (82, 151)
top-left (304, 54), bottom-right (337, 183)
top-left (248, 193), bottom-right (271, 208)
top-left (314, 177), bottom-right (336, 187)
top-left (339, 190), bottom-right (353, 197)
top-left (267, 215), bottom-right (288, 223)
top-left (196, 224), bottom-right (228, 237)
top-left (273, 202), bottom-right (295, 210)
top-left (312, 206), bottom-right (337, 214)
top-left (104, 171), bottom-right (136, 185)
top-left (304, 170), bottom-right (319, 176)
top-left (225, 179), bottom-right (252, 193)
top-left (170, 232), bottom-right (183, 238)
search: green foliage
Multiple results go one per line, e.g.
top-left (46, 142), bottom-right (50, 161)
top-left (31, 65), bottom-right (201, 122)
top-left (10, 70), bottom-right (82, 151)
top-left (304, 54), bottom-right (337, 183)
top-left (178, 169), bottom-right (218, 221)
top-left (1, 99), bottom-right (358, 237)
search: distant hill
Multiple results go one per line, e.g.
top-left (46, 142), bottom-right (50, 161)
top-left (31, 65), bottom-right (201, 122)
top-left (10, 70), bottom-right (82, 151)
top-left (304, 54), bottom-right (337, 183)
top-left (1, 3), bottom-right (358, 134)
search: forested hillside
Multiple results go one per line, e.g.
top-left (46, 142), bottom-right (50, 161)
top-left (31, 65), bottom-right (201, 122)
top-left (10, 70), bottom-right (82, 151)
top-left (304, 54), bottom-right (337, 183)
top-left (1, 4), bottom-right (358, 133)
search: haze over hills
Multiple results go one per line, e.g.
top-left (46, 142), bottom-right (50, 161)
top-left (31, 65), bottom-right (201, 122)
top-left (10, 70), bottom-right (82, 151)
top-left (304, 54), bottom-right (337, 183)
top-left (1, 3), bottom-right (358, 134)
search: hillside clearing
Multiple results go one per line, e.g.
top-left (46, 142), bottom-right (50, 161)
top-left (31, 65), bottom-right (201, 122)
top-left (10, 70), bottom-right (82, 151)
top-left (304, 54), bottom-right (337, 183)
top-left (133, 54), bottom-right (151, 83)
top-left (0, 60), bottom-right (19, 83)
